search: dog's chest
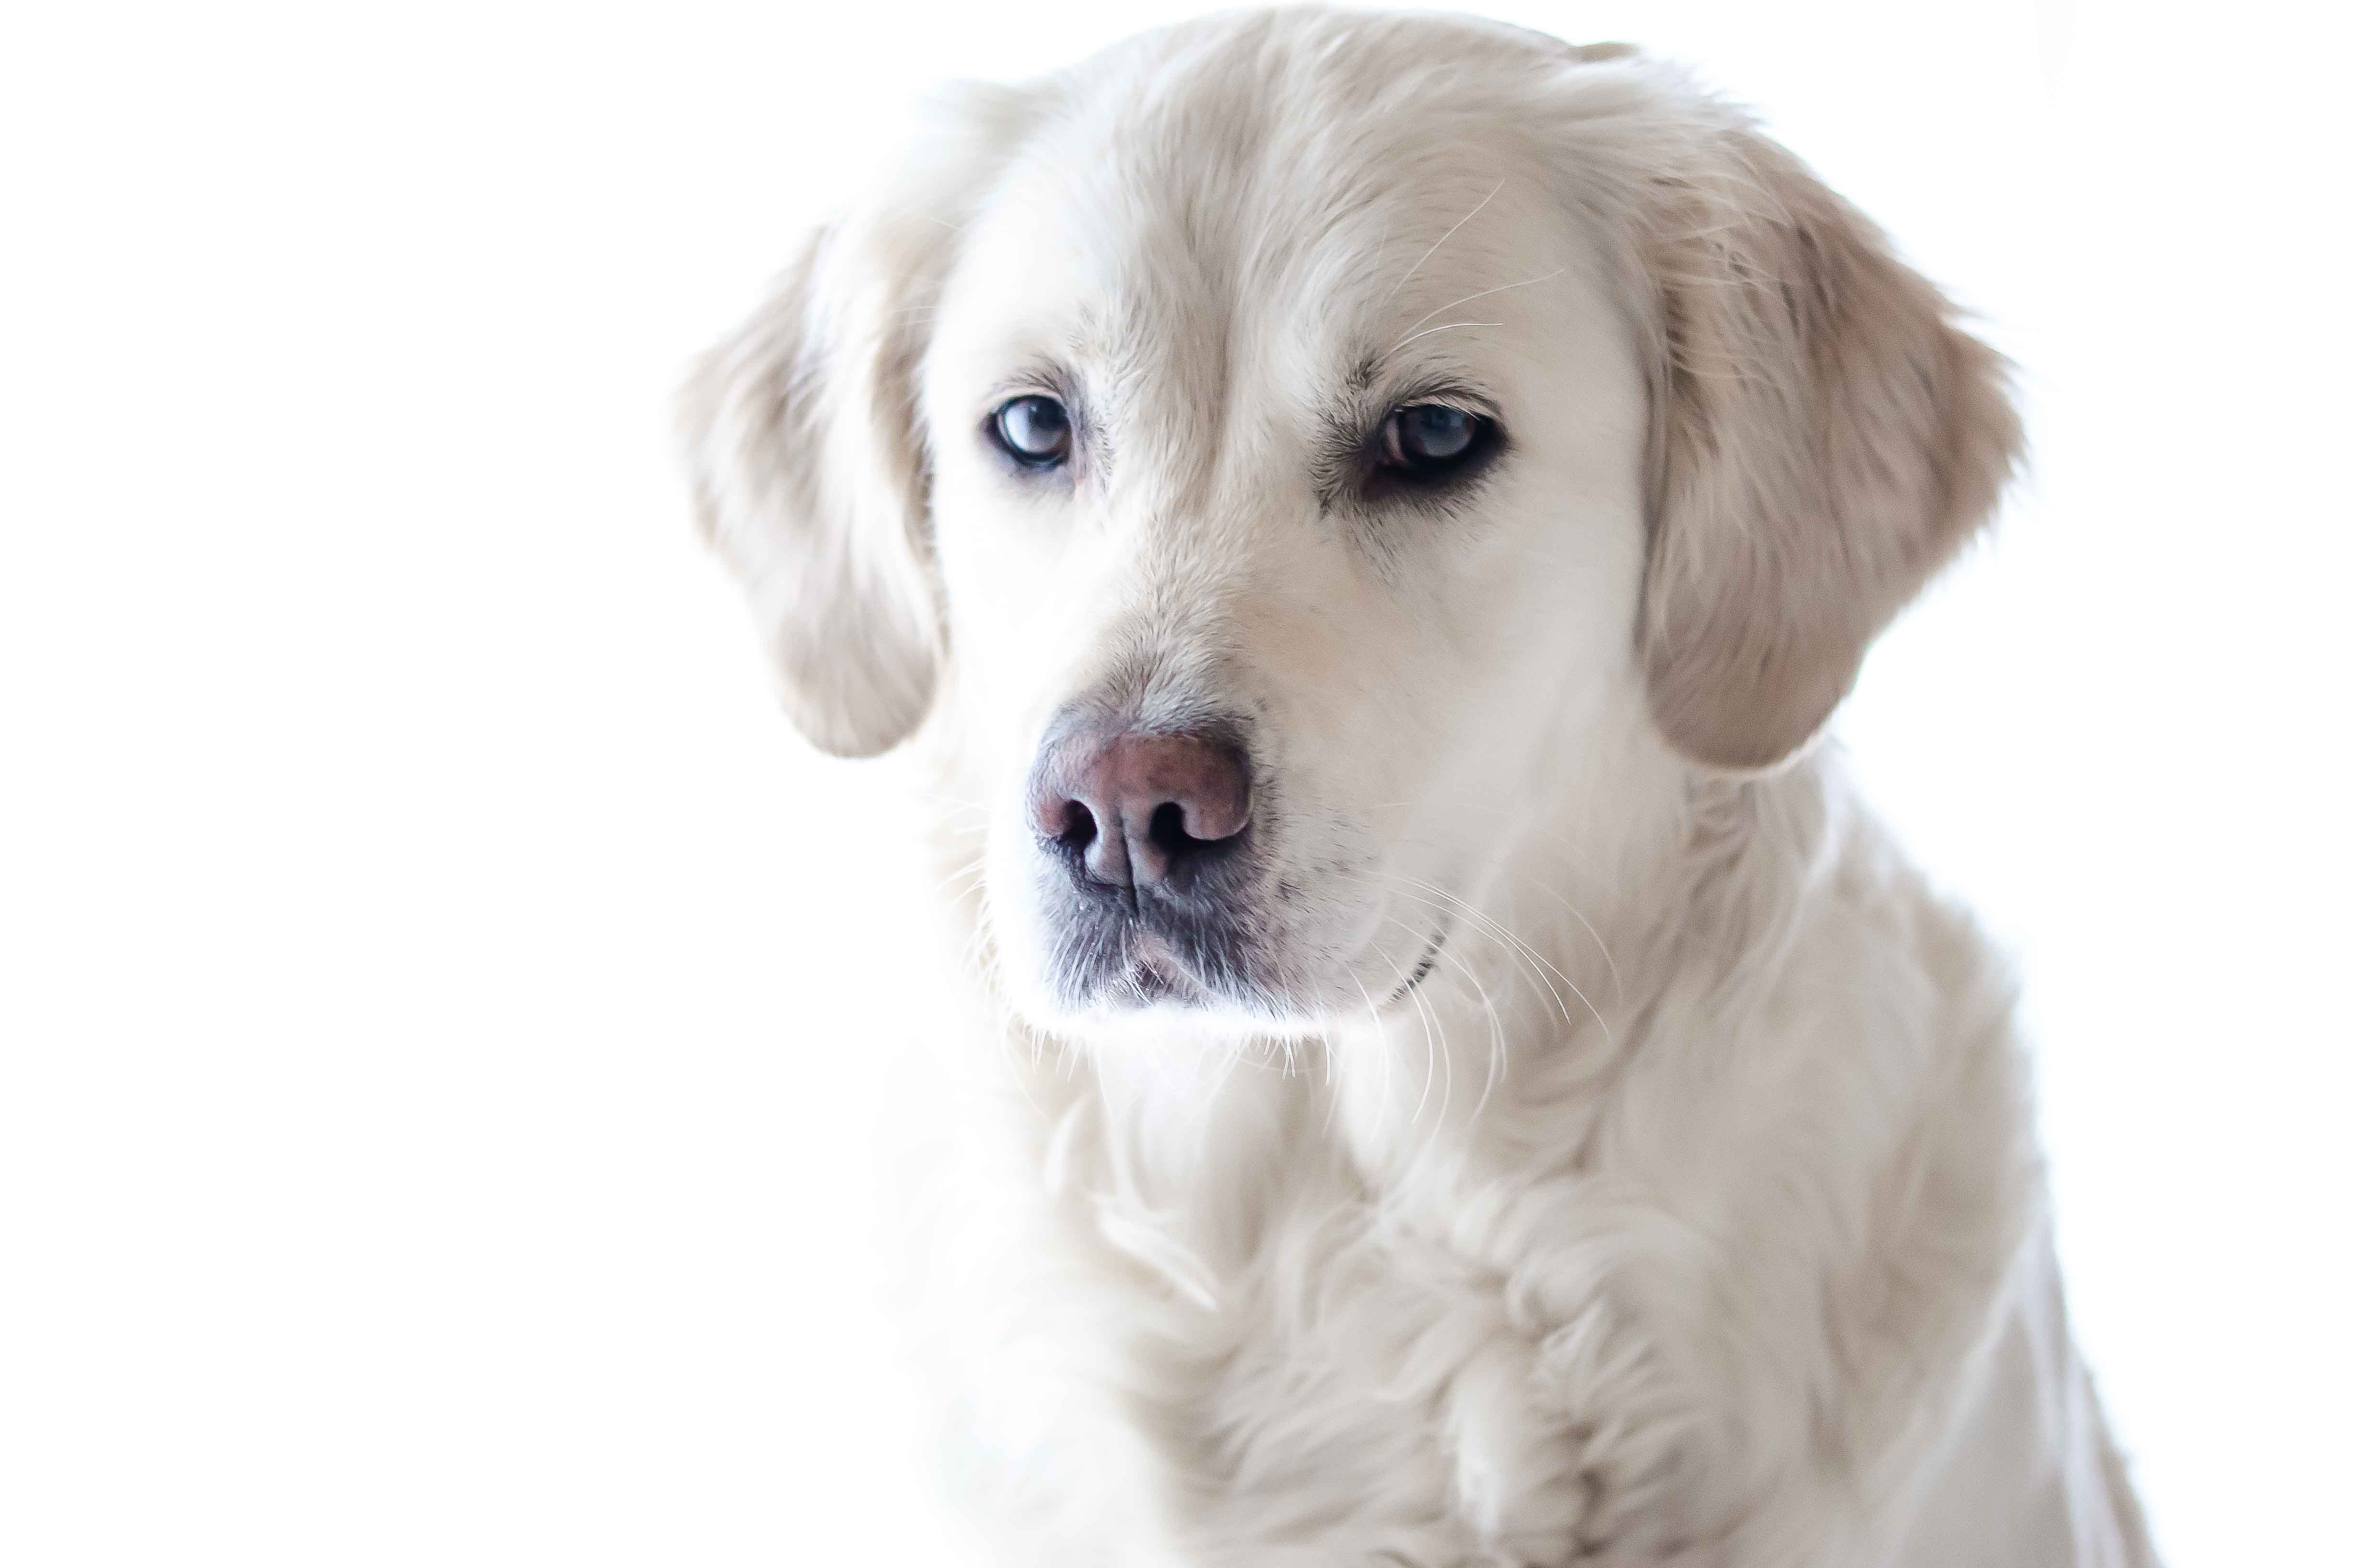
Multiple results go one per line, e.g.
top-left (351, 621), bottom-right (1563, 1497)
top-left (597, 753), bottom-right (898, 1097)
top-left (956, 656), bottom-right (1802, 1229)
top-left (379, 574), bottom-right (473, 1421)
top-left (1037, 1111), bottom-right (1706, 1566)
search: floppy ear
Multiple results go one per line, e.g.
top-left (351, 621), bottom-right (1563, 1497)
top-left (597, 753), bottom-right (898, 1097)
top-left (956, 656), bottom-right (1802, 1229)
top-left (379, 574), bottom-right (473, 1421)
top-left (1631, 107), bottom-right (2023, 770)
top-left (678, 85), bottom-right (1038, 758)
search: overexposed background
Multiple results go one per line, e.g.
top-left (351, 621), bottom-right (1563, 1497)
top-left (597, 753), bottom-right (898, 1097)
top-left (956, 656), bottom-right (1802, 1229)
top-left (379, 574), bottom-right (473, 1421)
top-left (4, 2), bottom-right (2362, 1562)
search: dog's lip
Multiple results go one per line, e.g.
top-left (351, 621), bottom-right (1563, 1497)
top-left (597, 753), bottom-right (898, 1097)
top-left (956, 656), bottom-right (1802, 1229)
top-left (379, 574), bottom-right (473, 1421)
top-left (1114, 933), bottom-right (1210, 1004)
top-left (1387, 922), bottom-right (1450, 1003)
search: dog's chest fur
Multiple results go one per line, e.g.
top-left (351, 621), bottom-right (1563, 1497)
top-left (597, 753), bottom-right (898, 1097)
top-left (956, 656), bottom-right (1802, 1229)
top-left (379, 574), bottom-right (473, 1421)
top-left (953, 1074), bottom-right (1695, 1566)
top-left (908, 782), bottom-right (2046, 1567)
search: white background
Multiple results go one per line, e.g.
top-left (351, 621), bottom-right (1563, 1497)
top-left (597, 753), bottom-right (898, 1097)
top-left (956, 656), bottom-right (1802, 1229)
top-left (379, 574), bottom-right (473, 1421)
top-left (4, 2), bottom-right (2363, 1562)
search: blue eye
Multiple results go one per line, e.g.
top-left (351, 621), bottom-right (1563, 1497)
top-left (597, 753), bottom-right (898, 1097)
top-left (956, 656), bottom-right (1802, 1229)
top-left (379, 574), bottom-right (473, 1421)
top-left (1381, 403), bottom-right (1489, 474)
top-left (989, 395), bottom-right (1072, 467)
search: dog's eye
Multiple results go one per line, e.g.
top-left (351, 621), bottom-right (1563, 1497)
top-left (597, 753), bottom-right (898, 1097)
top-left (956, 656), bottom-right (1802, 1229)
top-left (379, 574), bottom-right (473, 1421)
top-left (989, 395), bottom-right (1073, 468)
top-left (1380, 404), bottom-right (1492, 478)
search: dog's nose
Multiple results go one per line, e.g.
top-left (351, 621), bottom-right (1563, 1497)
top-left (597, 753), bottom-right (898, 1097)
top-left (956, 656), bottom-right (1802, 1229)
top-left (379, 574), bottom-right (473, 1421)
top-left (1029, 728), bottom-right (1251, 899)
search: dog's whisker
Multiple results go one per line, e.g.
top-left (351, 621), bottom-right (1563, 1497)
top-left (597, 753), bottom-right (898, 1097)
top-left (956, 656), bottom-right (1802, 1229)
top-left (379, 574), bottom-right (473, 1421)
top-left (1387, 176), bottom-right (1507, 302)
top-left (1345, 871), bottom-right (1566, 1025)
top-left (1389, 320), bottom-right (1503, 350)
top-left (1374, 821), bottom-right (1623, 1000)
top-left (1396, 266), bottom-right (1568, 342)
top-left (1403, 935), bottom-right (1445, 1131)
top-left (1431, 936), bottom-right (1512, 1131)
top-left (1384, 912), bottom-right (1508, 1127)
top-left (1370, 869), bottom-right (1604, 1040)
top-left (931, 855), bottom-right (990, 896)
top-left (1404, 979), bottom-right (1457, 1177)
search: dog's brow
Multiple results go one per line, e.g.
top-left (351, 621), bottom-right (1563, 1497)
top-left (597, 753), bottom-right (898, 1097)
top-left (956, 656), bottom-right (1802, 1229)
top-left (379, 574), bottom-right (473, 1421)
top-left (1392, 268), bottom-right (1568, 352)
top-left (1389, 321), bottom-right (1503, 353)
top-left (1386, 178), bottom-right (1507, 302)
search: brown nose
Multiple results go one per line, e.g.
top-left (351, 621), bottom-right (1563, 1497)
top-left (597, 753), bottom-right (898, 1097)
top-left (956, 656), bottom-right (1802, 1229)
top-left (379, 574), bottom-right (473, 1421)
top-left (1029, 728), bottom-right (1252, 899)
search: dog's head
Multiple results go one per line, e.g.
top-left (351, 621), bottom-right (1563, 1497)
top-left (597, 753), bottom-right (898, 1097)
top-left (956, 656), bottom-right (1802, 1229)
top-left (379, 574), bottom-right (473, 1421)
top-left (681, 11), bottom-right (2018, 1039)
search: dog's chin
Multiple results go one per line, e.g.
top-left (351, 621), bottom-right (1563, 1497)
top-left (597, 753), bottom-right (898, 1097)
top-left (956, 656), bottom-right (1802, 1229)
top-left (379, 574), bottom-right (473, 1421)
top-left (991, 868), bottom-right (1444, 1040)
top-left (1105, 938), bottom-right (1206, 1007)
top-left (987, 909), bottom-right (1285, 1042)
top-left (1042, 928), bottom-right (1280, 1034)
top-left (1014, 925), bottom-right (1444, 1044)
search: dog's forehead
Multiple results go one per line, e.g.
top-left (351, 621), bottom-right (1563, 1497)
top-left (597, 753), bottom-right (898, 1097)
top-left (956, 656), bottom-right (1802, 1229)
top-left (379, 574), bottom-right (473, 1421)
top-left (944, 24), bottom-right (1577, 397)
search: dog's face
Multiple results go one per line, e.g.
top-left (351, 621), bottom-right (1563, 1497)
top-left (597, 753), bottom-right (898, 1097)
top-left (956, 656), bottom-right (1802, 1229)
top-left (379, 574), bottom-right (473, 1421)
top-left (921, 106), bottom-right (1652, 1035)
top-left (683, 12), bottom-right (2018, 1040)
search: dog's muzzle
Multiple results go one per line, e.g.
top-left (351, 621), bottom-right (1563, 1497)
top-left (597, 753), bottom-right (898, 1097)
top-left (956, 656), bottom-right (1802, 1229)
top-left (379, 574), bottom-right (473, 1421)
top-left (1024, 719), bottom-right (1268, 1008)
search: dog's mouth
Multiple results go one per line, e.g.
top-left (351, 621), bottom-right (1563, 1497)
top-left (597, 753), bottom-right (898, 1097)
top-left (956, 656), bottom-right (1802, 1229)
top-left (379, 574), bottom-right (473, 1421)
top-left (1387, 921), bottom-right (1450, 1004)
top-left (1044, 903), bottom-right (1455, 1022)
top-left (1030, 868), bottom-right (1451, 1023)
top-left (1045, 907), bottom-right (1261, 1015)
top-left (1102, 918), bottom-right (1448, 1017)
top-left (1117, 937), bottom-right (1209, 1006)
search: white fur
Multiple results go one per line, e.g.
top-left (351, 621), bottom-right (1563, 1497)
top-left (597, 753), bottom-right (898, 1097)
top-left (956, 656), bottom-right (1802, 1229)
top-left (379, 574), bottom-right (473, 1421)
top-left (682, 10), bottom-right (2152, 1563)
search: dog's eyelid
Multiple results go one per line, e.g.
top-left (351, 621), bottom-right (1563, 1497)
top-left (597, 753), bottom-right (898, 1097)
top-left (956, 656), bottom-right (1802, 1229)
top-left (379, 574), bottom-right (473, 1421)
top-left (1356, 382), bottom-right (1506, 452)
top-left (1357, 376), bottom-right (1504, 434)
top-left (978, 371), bottom-right (1074, 423)
top-left (1391, 385), bottom-right (1497, 417)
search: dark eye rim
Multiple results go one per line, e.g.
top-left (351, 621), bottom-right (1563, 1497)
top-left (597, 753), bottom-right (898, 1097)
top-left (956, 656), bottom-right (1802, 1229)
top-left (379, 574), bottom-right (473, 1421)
top-left (1370, 401), bottom-right (1504, 487)
top-left (985, 393), bottom-right (1073, 470)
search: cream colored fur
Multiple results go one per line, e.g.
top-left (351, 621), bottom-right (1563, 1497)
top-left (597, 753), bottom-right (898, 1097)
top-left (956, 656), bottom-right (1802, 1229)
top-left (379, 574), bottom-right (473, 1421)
top-left (679, 9), bottom-right (2153, 1563)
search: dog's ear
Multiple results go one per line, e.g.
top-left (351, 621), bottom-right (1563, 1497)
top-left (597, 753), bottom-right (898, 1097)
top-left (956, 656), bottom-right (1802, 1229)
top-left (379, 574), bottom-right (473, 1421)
top-left (1628, 104), bottom-right (2022, 771)
top-left (678, 85), bottom-right (1038, 758)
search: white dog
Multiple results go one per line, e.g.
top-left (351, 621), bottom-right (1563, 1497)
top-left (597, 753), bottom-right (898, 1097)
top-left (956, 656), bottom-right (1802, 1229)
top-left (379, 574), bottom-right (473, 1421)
top-left (680, 9), bottom-right (2154, 1564)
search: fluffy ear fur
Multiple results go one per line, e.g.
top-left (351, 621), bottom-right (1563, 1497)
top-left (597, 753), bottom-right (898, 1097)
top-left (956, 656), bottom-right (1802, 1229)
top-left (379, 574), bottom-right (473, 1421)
top-left (678, 85), bottom-right (1040, 757)
top-left (1623, 95), bottom-right (2023, 771)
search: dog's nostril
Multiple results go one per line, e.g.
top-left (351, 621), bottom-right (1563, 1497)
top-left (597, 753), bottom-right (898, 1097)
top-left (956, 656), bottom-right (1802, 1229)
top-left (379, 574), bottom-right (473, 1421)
top-left (1147, 800), bottom-right (1191, 858)
top-left (1143, 796), bottom-right (1244, 891)
top-left (1056, 798), bottom-right (1098, 852)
